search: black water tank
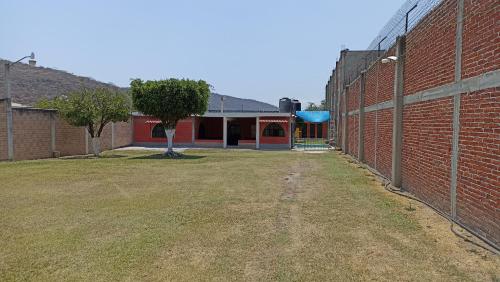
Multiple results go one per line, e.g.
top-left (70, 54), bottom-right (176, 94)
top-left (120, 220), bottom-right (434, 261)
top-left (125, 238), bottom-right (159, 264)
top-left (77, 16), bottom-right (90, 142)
top-left (291, 99), bottom-right (301, 113)
top-left (279, 97), bottom-right (292, 113)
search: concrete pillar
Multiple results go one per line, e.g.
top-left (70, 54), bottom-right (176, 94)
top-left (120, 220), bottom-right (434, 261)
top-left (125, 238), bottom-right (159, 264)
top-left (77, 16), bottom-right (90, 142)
top-left (256, 116), bottom-right (260, 149)
top-left (391, 36), bottom-right (406, 188)
top-left (50, 112), bottom-right (56, 155)
top-left (223, 117), bottom-right (227, 149)
top-left (4, 63), bottom-right (14, 161)
top-left (358, 71), bottom-right (366, 162)
top-left (111, 122), bottom-right (115, 149)
top-left (191, 116), bottom-right (195, 144)
top-left (288, 115), bottom-right (292, 149)
top-left (450, 0), bottom-right (464, 218)
top-left (342, 87), bottom-right (349, 154)
top-left (85, 128), bottom-right (89, 155)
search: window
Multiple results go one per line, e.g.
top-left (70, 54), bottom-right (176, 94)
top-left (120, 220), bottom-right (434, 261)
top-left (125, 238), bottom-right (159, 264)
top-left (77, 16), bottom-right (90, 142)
top-left (317, 123), bottom-right (323, 138)
top-left (263, 123), bottom-right (285, 137)
top-left (152, 124), bottom-right (166, 138)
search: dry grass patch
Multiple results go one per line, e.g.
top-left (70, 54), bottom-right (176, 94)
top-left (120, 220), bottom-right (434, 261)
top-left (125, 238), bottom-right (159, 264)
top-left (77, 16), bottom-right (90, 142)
top-left (0, 149), bottom-right (498, 281)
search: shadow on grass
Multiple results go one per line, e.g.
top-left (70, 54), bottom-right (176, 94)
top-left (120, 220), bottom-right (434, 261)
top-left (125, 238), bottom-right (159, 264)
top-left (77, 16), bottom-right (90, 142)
top-left (130, 153), bottom-right (206, 160)
top-left (59, 154), bottom-right (128, 160)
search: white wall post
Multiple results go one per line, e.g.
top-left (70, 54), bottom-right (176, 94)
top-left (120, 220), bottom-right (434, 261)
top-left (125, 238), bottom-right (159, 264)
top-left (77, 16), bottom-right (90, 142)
top-left (223, 117), bottom-right (227, 148)
top-left (256, 116), bottom-right (260, 149)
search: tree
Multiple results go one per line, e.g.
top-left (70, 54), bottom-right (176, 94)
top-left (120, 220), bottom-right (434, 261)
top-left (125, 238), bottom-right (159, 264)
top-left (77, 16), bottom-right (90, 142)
top-left (305, 100), bottom-right (327, 111)
top-left (37, 88), bottom-right (131, 156)
top-left (130, 78), bottom-right (210, 157)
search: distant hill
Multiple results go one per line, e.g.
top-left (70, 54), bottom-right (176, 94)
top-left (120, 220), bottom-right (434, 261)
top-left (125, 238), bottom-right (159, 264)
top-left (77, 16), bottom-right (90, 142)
top-left (0, 59), bottom-right (123, 106)
top-left (0, 59), bottom-right (279, 112)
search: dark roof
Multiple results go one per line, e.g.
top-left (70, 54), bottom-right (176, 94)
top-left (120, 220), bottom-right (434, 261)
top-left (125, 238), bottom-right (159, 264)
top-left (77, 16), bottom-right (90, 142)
top-left (208, 93), bottom-right (278, 113)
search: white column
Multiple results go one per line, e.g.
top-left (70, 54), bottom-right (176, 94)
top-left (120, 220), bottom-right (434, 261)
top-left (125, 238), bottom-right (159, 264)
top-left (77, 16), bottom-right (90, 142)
top-left (223, 117), bottom-right (227, 148)
top-left (111, 122), bottom-right (115, 149)
top-left (256, 117), bottom-right (260, 149)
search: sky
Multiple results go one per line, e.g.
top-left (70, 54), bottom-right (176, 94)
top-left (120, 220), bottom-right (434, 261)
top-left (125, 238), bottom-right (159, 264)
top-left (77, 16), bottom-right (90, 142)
top-left (0, 0), bottom-right (404, 106)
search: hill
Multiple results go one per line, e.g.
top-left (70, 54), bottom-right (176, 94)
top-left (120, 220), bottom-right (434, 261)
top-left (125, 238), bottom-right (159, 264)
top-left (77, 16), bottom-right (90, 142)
top-left (0, 59), bottom-right (123, 105)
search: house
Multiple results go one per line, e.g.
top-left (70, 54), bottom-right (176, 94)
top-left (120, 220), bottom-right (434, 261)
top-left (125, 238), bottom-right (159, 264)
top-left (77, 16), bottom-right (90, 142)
top-left (133, 94), bottom-right (295, 149)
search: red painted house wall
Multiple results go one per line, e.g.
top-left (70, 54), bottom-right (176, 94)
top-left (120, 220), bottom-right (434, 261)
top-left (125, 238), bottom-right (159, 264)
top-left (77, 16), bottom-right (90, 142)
top-left (260, 117), bottom-right (289, 145)
top-left (133, 116), bottom-right (193, 144)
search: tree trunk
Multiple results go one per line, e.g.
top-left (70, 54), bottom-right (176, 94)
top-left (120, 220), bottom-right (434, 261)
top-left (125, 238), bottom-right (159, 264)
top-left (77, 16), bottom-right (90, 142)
top-left (164, 128), bottom-right (176, 155)
top-left (91, 137), bottom-right (101, 157)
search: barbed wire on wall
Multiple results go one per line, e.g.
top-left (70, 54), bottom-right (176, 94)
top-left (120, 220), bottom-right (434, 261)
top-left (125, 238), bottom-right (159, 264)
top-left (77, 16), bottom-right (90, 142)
top-left (367, 0), bottom-right (444, 51)
top-left (338, 0), bottom-right (445, 87)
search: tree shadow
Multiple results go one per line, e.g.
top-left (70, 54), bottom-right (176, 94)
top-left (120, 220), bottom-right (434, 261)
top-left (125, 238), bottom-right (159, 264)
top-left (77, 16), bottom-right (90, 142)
top-left (60, 154), bottom-right (128, 160)
top-left (130, 153), bottom-right (205, 160)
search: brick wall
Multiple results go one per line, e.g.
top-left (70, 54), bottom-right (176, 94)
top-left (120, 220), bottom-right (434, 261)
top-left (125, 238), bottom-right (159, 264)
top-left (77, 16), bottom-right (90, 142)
top-left (114, 119), bottom-right (134, 148)
top-left (402, 97), bottom-right (454, 214)
top-left (329, 0), bottom-right (499, 245)
top-left (0, 105), bottom-right (133, 161)
top-left (12, 108), bottom-right (53, 160)
top-left (404, 0), bottom-right (457, 95)
top-left (55, 119), bottom-right (86, 156)
top-left (457, 88), bottom-right (500, 244)
top-left (462, 0), bottom-right (499, 79)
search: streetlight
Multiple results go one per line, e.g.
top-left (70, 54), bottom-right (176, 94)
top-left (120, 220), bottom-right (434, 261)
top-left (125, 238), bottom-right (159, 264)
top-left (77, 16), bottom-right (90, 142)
top-left (4, 52), bottom-right (36, 161)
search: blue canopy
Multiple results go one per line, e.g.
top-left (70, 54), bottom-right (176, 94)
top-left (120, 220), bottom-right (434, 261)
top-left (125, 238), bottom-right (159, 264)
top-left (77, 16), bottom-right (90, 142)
top-left (296, 111), bottom-right (330, 123)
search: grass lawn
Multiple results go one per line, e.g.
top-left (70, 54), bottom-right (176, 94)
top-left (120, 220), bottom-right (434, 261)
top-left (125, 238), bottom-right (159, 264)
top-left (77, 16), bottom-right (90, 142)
top-left (0, 150), bottom-right (498, 281)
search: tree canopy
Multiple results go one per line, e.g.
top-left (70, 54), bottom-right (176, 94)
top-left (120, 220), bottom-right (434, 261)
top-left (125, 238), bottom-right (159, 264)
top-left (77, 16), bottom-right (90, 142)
top-left (130, 78), bottom-right (210, 129)
top-left (305, 100), bottom-right (327, 111)
top-left (130, 78), bottom-right (210, 156)
top-left (37, 87), bottom-right (131, 156)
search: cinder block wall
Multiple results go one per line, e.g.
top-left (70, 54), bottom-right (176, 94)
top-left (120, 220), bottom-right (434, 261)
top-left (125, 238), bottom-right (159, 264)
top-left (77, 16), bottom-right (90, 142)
top-left (0, 106), bottom-right (133, 161)
top-left (12, 108), bottom-right (54, 160)
top-left (332, 0), bottom-right (499, 246)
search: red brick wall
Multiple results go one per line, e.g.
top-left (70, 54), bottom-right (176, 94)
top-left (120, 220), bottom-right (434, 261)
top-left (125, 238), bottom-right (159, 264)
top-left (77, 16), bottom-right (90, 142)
top-left (375, 109), bottom-right (393, 179)
top-left (457, 88), bottom-right (500, 244)
top-left (348, 80), bottom-right (360, 112)
top-left (0, 100), bottom-right (7, 160)
top-left (335, 0), bottom-right (499, 244)
top-left (402, 97), bottom-right (454, 214)
top-left (462, 0), bottom-right (499, 79)
top-left (348, 115), bottom-right (358, 158)
top-left (12, 109), bottom-right (53, 160)
top-left (364, 112), bottom-right (376, 169)
top-left (405, 0), bottom-right (457, 95)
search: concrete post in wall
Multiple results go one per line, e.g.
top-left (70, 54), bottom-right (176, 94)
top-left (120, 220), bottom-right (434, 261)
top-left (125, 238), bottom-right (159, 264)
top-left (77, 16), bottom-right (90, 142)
top-left (288, 114), bottom-right (292, 149)
top-left (223, 116), bottom-right (227, 148)
top-left (256, 116), bottom-right (260, 149)
top-left (4, 63), bottom-right (14, 161)
top-left (191, 116), bottom-right (195, 144)
top-left (85, 128), bottom-right (89, 155)
top-left (50, 112), bottom-right (56, 155)
top-left (450, 0), bottom-right (464, 218)
top-left (358, 71), bottom-right (366, 162)
top-left (391, 35), bottom-right (406, 188)
top-left (342, 86), bottom-right (349, 154)
top-left (111, 122), bottom-right (115, 149)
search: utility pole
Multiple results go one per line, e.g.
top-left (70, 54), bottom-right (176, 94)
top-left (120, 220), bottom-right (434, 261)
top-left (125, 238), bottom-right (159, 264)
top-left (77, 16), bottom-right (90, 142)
top-left (4, 53), bottom-right (36, 161)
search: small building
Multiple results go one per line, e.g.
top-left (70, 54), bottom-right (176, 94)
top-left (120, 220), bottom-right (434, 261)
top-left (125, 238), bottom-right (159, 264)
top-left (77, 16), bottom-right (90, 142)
top-left (294, 111), bottom-right (329, 139)
top-left (133, 93), bottom-right (293, 149)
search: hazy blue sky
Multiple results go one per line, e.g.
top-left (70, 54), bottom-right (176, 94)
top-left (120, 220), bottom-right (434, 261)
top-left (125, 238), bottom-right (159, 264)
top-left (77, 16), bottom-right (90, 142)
top-left (1, 0), bottom-right (403, 106)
